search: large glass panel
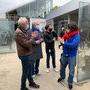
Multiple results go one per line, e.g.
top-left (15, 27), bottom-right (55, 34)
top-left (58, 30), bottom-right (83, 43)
top-left (78, 1), bottom-right (90, 82)
top-left (17, 0), bottom-right (53, 18)
top-left (0, 19), bottom-right (16, 53)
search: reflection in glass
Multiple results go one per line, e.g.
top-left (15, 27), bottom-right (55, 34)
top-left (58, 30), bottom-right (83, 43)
top-left (0, 19), bottom-right (16, 53)
top-left (78, 2), bottom-right (90, 82)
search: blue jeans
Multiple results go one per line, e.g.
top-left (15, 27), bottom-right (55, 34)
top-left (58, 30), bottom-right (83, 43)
top-left (60, 55), bottom-right (76, 85)
top-left (19, 55), bottom-right (34, 89)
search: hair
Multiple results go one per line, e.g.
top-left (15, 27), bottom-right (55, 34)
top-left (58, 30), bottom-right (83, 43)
top-left (45, 24), bottom-right (51, 30)
top-left (18, 17), bottom-right (28, 26)
top-left (68, 23), bottom-right (78, 31)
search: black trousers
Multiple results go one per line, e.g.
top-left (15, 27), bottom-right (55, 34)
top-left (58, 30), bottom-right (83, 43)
top-left (46, 46), bottom-right (56, 68)
top-left (35, 59), bottom-right (40, 74)
top-left (19, 55), bottom-right (34, 89)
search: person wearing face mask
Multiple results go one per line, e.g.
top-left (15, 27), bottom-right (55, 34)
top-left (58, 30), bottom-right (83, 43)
top-left (57, 23), bottom-right (80, 90)
top-left (15, 17), bottom-right (40, 90)
top-left (58, 25), bottom-right (66, 48)
top-left (27, 22), bottom-right (43, 77)
top-left (44, 24), bottom-right (58, 73)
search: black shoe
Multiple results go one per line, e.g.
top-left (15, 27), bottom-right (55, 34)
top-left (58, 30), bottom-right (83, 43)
top-left (29, 82), bottom-right (40, 88)
top-left (57, 78), bottom-right (63, 82)
top-left (68, 84), bottom-right (73, 90)
top-left (21, 87), bottom-right (29, 90)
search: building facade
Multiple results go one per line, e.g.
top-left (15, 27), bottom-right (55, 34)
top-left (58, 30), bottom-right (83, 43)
top-left (7, 0), bottom-right (53, 19)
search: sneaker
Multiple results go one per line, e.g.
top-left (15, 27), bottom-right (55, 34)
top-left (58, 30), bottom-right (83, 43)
top-left (46, 69), bottom-right (50, 73)
top-left (29, 82), bottom-right (40, 88)
top-left (21, 87), bottom-right (29, 90)
top-left (68, 84), bottom-right (73, 90)
top-left (57, 77), bottom-right (63, 83)
top-left (53, 68), bottom-right (59, 72)
top-left (32, 75), bottom-right (36, 78)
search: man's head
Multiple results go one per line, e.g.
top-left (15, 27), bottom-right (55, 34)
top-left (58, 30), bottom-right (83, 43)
top-left (67, 23), bottom-right (78, 32)
top-left (45, 24), bottom-right (53, 32)
top-left (18, 17), bottom-right (29, 30)
top-left (32, 21), bottom-right (40, 29)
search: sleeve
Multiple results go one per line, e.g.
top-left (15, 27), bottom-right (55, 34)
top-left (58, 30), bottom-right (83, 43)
top-left (43, 34), bottom-right (53, 43)
top-left (39, 31), bottom-right (43, 39)
top-left (52, 31), bottom-right (57, 38)
top-left (64, 35), bottom-right (80, 48)
top-left (15, 32), bottom-right (35, 48)
top-left (43, 34), bottom-right (48, 42)
top-left (59, 32), bottom-right (65, 38)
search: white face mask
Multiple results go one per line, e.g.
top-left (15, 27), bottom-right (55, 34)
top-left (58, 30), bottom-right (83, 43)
top-left (26, 24), bottom-right (29, 30)
top-left (66, 29), bottom-right (70, 33)
top-left (36, 25), bottom-right (39, 29)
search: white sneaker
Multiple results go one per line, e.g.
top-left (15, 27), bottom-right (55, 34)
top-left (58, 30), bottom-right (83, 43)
top-left (32, 75), bottom-right (36, 78)
top-left (46, 69), bottom-right (50, 73)
top-left (53, 68), bottom-right (59, 72)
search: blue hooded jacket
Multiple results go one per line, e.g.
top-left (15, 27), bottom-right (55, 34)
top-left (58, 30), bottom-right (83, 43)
top-left (63, 34), bottom-right (80, 57)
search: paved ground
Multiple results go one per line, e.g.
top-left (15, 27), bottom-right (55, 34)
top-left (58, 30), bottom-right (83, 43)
top-left (0, 41), bottom-right (90, 90)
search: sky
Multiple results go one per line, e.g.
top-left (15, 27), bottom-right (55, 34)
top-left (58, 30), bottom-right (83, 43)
top-left (0, 0), bottom-right (35, 13)
top-left (53, 0), bottom-right (72, 7)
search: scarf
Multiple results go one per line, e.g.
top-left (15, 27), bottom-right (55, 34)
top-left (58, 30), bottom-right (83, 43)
top-left (63, 29), bottom-right (80, 40)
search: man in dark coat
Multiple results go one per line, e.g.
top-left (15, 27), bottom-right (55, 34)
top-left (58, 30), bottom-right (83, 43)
top-left (28, 22), bottom-right (43, 76)
top-left (44, 24), bottom-right (58, 73)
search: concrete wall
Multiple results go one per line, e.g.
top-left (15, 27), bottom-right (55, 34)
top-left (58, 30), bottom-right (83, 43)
top-left (46, 0), bottom-right (80, 20)
top-left (46, 0), bottom-right (90, 20)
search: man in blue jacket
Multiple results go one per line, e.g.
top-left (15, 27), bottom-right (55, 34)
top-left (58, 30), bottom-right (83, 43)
top-left (57, 23), bottom-right (80, 90)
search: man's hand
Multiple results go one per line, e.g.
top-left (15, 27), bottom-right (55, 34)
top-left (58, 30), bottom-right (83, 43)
top-left (35, 40), bottom-right (41, 44)
top-left (58, 37), bottom-right (64, 44)
top-left (39, 38), bottom-right (43, 42)
top-left (35, 38), bottom-right (43, 44)
top-left (58, 36), bottom-right (61, 41)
